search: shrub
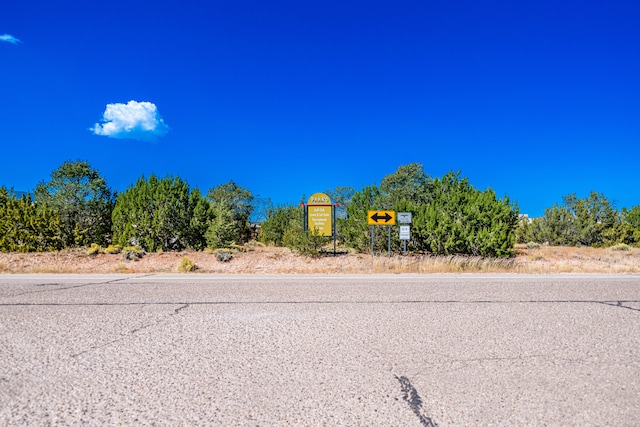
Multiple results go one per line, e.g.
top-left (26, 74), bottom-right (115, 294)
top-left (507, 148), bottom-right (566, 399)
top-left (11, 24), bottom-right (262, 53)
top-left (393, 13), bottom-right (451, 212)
top-left (178, 256), bottom-right (197, 272)
top-left (122, 246), bottom-right (145, 261)
top-left (526, 241), bottom-right (541, 249)
top-left (105, 244), bottom-right (122, 254)
top-left (214, 249), bottom-right (233, 262)
top-left (283, 228), bottom-right (326, 257)
top-left (611, 243), bottom-right (631, 251)
top-left (260, 205), bottom-right (301, 247)
top-left (86, 243), bottom-right (104, 256)
top-left (112, 175), bottom-right (201, 251)
top-left (228, 243), bottom-right (247, 252)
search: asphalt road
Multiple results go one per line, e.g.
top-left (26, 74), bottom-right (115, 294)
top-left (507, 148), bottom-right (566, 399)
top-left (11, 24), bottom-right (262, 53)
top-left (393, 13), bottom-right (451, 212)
top-left (1, 274), bottom-right (639, 426)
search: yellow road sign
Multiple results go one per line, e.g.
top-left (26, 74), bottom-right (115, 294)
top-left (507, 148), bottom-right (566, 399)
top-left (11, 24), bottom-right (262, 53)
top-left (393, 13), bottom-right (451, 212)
top-left (307, 193), bottom-right (333, 236)
top-left (368, 210), bottom-right (396, 225)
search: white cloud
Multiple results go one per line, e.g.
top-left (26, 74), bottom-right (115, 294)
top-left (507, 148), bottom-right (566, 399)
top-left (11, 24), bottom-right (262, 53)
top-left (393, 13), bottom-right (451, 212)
top-left (0, 34), bottom-right (21, 44)
top-left (91, 100), bottom-right (170, 141)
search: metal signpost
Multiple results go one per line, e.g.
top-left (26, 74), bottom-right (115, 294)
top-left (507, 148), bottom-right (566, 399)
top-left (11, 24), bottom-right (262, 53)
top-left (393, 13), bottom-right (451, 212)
top-left (368, 210), bottom-right (396, 259)
top-left (398, 212), bottom-right (412, 256)
top-left (399, 226), bottom-right (410, 256)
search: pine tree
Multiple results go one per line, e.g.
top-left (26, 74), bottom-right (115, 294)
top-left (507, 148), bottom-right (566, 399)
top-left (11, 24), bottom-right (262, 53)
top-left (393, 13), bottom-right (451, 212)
top-left (112, 175), bottom-right (202, 251)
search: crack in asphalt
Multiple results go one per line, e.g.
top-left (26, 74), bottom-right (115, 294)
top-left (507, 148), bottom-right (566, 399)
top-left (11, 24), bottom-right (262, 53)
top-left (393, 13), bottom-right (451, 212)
top-left (5, 275), bottom-right (155, 298)
top-left (597, 301), bottom-right (640, 312)
top-left (70, 303), bottom-right (190, 359)
top-left (173, 303), bottom-right (190, 314)
top-left (2, 300), bottom-right (640, 311)
top-left (396, 375), bottom-right (438, 427)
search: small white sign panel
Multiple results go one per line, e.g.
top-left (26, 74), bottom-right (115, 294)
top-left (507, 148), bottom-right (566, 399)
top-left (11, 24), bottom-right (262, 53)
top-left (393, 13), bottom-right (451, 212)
top-left (398, 212), bottom-right (412, 223)
top-left (399, 225), bottom-right (410, 240)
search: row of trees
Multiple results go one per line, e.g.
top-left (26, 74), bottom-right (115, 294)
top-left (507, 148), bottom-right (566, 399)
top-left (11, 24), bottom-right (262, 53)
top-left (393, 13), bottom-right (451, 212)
top-left (517, 192), bottom-right (640, 247)
top-left (261, 164), bottom-right (519, 257)
top-left (0, 161), bottom-right (255, 253)
top-left (2, 161), bottom-right (639, 256)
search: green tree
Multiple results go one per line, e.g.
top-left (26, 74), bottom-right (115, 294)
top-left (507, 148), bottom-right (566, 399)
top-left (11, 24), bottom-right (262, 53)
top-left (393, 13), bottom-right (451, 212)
top-left (529, 205), bottom-right (575, 245)
top-left (379, 162), bottom-right (432, 207)
top-left (260, 205), bottom-right (300, 246)
top-left (205, 201), bottom-right (239, 248)
top-left (529, 192), bottom-right (618, 247)
top-left (188, 188), bottom-right (212, 250)
top-left (411, 172), bottom-right (518, 257)
top-left (563, 192), bottom-right (616, 246)
top-left (206, 181), bottom-right (254, 244)
top-left (0, 189), bottom-right (63, 252)
top-left (35, 160), bottom-right (114, 247)
top-left (112, 175), bottom-right (200, 251)
top-left (283, 219), bottom-right (327, 257)
top-left (343, 185), bottom-right (383, 252)
top-left (623, 206), bottom-right (640, 231)
top-left (602, 222), bottom-right (640, 246)
top-left (515, 215), bottom-right (532, 244)
top-left (340, 164), bottom-right (434, 254)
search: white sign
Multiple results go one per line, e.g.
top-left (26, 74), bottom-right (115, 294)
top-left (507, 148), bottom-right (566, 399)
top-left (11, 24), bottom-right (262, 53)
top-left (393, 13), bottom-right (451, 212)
top-left (398, 212), bottom-right (412, 224)
top-left (399, 225), bottom-right (410, 240)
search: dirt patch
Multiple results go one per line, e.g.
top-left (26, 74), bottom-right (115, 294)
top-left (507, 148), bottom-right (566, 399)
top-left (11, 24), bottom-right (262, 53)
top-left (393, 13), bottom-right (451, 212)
top-left (0, 245), bottom-right (638, 274)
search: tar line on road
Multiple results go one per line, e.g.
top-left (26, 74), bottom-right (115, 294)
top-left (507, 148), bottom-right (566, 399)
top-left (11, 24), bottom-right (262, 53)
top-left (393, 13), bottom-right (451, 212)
top-left (2, 298), bottom-right (640, 311)
top-left (396, 375), bottom-right (439, 427)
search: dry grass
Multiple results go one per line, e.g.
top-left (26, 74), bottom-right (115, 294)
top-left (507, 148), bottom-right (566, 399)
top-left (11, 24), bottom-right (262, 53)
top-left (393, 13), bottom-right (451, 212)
top-left (512, 244), bottom-right (640, 274)
top-left (0, 244), bottom-right (638, 274)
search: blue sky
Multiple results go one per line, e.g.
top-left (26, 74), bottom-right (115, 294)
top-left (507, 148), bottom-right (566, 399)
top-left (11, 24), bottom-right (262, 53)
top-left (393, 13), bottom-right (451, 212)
top-left (1, 0), bottom-right (638, 217)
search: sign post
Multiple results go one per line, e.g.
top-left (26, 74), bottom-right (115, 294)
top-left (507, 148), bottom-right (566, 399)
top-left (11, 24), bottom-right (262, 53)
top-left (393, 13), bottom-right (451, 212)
top-left (399, 226), bottom-right (410, 256)
top-left (368, 210), bottom-right (396, 259)
top-left (398, 212), bottom-right (412, 257)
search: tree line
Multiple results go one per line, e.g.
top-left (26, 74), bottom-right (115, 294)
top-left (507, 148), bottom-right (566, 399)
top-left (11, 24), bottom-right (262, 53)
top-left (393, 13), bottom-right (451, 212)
top-left (1, 161), bottom-right (639, 256)
top-left (516, 192), bottom-right (640, 247)
top-left (0, 161), bottom-right (254, 253)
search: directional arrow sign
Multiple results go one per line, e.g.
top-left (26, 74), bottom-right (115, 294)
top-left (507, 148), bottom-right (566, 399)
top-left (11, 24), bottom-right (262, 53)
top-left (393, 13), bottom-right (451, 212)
top-left (368, 210), bottom-right (396, 225)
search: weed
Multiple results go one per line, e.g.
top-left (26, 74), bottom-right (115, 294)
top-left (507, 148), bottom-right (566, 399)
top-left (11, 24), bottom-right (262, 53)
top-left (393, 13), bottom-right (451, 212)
top-left (105, 244), bottom-right (122, 254)
top-left (86, 243), bottom-right (103, 256)
top-left (178, 256), bottom-right (197, 272)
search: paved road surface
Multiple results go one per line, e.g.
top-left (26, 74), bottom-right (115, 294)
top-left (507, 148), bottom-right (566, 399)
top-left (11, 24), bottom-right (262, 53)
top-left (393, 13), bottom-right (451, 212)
top-left (1, 274), bottom-right (639, 426)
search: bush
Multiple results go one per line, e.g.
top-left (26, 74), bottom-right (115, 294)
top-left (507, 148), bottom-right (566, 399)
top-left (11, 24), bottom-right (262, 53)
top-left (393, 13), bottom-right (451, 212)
top-left (283, 228), bottom-right (326, 257)
top-left (178, 256), bottom-right (197, 272)
top-left (105, 244), bottom-right (122, 254)
top-left (611, 243), bottom-right (631, 251)
top-left (122, 246), bottom-right (145, 261)
top-left (260, 205), bottom-right (301, 246)
top-left (411, 172), bottom-right (518, 257)
top-left (214, 249), bottom-right (233, 262)
top-left (0, 190), bottom-right (63, 252)
top-left (112, 175), bottom-right (201, 251)
top-left (86, 243), bottom-right (104, 256)
top-left (526, 241), bottom-right (541, 249)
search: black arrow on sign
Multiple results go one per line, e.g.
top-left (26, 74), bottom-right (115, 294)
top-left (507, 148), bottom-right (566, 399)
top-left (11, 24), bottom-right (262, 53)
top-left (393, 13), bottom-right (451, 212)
top-left (371, 212), bottom-right (393, 223)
